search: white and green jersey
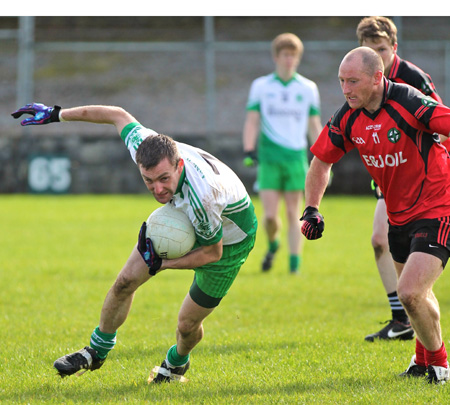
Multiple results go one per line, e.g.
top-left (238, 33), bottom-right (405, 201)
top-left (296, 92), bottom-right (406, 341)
top-left (121, 122), bottom-right (257, 247)
top-left (246, 72), bottom-right (320, 162)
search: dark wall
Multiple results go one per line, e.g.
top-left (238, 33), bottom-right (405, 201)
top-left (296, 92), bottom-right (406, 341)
top-left (1, 132), bottom-right (371, 195)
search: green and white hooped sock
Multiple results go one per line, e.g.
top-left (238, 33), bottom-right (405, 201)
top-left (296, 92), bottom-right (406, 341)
top-left (166, 344), bottom-right (190, 367)
top-left (90, 326), bottom-right (117, 360)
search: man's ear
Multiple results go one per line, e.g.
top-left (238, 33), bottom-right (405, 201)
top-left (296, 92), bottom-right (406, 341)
top-left (178, 158), bottom-right (184, 172)
top-left (393, 42), bottom-right (398, 54)
top-left (374, 70), bottom-right (384, 85)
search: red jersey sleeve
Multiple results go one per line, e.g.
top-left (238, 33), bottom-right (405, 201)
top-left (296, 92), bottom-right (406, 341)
top-left (311, 105), bottom-right (356, 163)
top-left (427, 104), bottom-right (450, 136)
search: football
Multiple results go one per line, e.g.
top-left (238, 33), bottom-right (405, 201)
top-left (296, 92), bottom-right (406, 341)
top-left (146, 203), bottom-right (196, 259)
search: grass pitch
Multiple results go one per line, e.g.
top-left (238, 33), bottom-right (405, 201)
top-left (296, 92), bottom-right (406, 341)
top-left (1, 194), bottom-right (450, 404)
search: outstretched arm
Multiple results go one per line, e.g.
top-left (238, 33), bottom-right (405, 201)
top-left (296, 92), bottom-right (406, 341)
top-left (12, 103), bottom-right (137, 135)
top-left (60, 105), bottom-right (137, 134)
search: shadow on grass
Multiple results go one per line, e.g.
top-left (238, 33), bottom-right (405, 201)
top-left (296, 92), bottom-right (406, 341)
top-left (1, 380), bottom-right (148, 403)
top-left (2, 342), bottom-right (427, 403)
top-left (116, 338), bottom-right (303, 360)
top-left (2, 374), bottom-right (414, 403)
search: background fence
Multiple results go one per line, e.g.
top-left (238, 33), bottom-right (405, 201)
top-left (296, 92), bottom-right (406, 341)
top-left (1, 16), bottom-right (449, 194)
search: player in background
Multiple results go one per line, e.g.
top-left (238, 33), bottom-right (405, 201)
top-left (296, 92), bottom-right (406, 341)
top-left (301, 46), bottom-right (450, 383)
top-left (12, 103), bottom-right (257, 383)
top-left (356, 16), bottom-right (445, 342)
top-left (242, 33), bottom-right (322, 274)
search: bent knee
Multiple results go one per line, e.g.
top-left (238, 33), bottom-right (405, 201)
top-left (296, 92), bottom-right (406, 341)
top-left (371, 231), bottom-right (389, 252)
top-left (264, 215), bottom-right (278, 225)
top-left (397, 285), bottom-right (422, 313)
top-left (113, 274), bottom-right (139, 296)
top-left (177, 318), bottom-right (201, 337)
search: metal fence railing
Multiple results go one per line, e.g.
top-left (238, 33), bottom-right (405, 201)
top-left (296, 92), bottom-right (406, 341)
top-left (4, 16), bottom-right (450, 134)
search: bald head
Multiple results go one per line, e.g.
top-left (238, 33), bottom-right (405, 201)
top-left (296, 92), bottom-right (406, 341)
top-left (338, 47), bottom-right (385, 112)
top-left (341, 46), bottom-right (384, 76)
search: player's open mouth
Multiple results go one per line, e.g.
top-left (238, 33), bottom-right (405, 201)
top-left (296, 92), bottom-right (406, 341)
top-left (156, 192), bottom-right (171, 200)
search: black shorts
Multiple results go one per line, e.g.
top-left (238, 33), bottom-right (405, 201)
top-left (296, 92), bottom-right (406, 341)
top-left (388, 218), bottom-right (450, 267)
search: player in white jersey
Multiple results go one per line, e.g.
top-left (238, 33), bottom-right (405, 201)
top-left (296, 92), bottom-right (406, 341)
top-left (123, 122), bottom-right (255, 248)
top-left (12, 103), bottom-right (257, 383)
top-left (243, 33), bottom-right (322, 274)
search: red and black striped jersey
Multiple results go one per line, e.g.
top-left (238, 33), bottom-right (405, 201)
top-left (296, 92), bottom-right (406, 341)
top-left (388, 54), bottom-right (442, 103)
top-left (311, 78), bottom-right (450, 226)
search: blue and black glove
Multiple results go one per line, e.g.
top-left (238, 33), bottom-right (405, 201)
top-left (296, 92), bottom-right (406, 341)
top-left (243, 151), bottom-right (258, 167)
top-left (11, 103), bottom-right (61, 126)
top-left (137, 222), bottom-right (162, 275)
top-left (300, 206), bottom-right (325, 240)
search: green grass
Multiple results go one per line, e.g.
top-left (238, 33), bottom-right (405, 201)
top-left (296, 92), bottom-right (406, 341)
top-left (1, 194), bottom-right (450, 404)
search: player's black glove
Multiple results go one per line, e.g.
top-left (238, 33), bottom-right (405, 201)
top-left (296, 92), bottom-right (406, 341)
top-left (300, 206), bottom-right (325, 240)
top-left (137, 222), bottom-right (162, 275)
top-left (243, 151), bottom-right (258, 167)
top-left (11, 103), bottom-right (61, 126)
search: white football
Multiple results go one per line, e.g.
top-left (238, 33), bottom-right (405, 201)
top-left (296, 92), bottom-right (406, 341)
top-left (146, 203), bottom-right (196, 259)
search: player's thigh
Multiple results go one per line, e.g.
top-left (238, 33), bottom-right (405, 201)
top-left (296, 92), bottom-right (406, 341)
top-left (116, 243), bottom-right (152, 289)
top-left (283, 190), bottom-right (303, 222)
top-left (397, 252), bottom-right (443, 296)
top-left (372, 198), bottom-right (389, 244)
top-left (259, 189), bottom-right (282, 218)
top-left (178, 293), bottom-right (215, 327)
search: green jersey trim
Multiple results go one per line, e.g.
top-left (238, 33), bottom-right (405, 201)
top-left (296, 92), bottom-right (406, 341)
top-left (246, 102), bottom-right (260, 112)
top-left (310, 105), bottom-right (321, 116)
top-left (120, 122), bottom-right (142, 148)
top-left (223, 195), bottom-right (251, 214)
top-left (274, 73), bottom-right (297, 87)
top-left (175, 167), bottom-right (186, 196)
top-left (222, 197), bottom-right (257, 239)
top-left (259, 133), bottom-right (305, 161)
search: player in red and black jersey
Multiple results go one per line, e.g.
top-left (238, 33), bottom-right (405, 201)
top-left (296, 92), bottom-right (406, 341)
top-left (316, 77), bottom-right (450, 225)
top-left (386, 54), bottom-right (441, 102)
top-left (301, 46), bottom-right (450, 383)
top-left (356, 16), bottom-right (446, 343)
top-left (357, 16), bottom-right (442, 103)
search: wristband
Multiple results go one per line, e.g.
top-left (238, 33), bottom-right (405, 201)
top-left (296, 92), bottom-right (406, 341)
top-left (58, 109), bottom-right (65, 122)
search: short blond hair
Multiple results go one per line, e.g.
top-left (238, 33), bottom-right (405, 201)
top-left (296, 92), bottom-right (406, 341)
top-left (356, 16), bottom-right (398, 46)
top-left (271, 33), bottom-right (304, 57)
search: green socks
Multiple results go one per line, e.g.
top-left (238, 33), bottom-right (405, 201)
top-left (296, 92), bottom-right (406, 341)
top-left (269, 239), bottom-right (280, 254)
top-left (90, 326), bottom-right (117, 360)
top-left (167, 344), bottom-right (190, 367)
top-left (290, 254), bottom-right (302, 272)
top-left (268, 240), bottom-right (302, 272)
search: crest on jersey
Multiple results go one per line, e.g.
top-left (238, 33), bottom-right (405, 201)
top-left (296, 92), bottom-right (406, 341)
top-left (421, 82), bottom-right (432, 95)
top-left (421, 97), bottom-right (438, 107)
top-left (387, 128), bottom-right (401, 143)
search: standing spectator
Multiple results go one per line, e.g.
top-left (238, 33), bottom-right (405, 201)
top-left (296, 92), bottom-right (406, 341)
top-left (243, 32), bottom-right (322, 274)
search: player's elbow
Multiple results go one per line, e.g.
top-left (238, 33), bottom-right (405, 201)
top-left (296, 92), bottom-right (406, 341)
top-left (204, 242), bottom-right (223, 264)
